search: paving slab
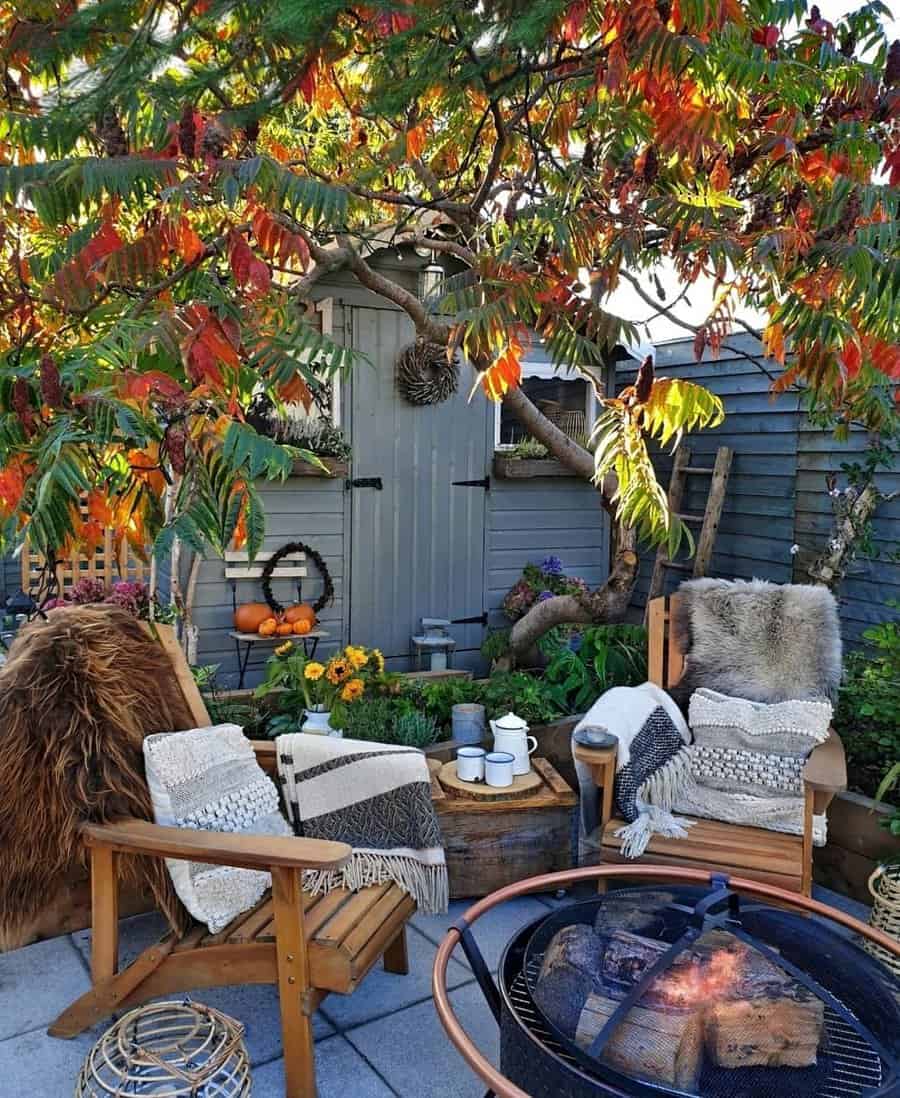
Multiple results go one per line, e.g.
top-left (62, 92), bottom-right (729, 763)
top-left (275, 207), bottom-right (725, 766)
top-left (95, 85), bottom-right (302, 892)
top-left (320, 925), bottom-right (471, 1030)
top-left (347, 981), bottom-right (497, 1098)
top-left (0, 1021), bottom-right (96, 1096)
top-left (252, 1036), bottom-right (397, 1098)
top-left (412, 894), bottom-right (552, 972)
top-left (0, 934), bottom-right (89, 1040)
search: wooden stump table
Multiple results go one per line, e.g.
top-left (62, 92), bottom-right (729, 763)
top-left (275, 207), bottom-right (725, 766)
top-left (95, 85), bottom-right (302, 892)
top-left (428, 757), bottom-right (578, 899)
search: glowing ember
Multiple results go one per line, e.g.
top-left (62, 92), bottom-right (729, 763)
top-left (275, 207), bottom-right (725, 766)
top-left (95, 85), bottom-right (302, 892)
top-left (650, 944), bottom-right (747, 1009)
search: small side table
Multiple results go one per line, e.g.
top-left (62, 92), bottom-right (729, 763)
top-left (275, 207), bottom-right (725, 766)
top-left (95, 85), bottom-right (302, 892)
top-left (228, 630), bottom-right (329, 689)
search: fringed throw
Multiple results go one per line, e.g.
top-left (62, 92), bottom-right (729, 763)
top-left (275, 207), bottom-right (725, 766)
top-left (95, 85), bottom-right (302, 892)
top-left (572, 683), bottom-right (695, 859)
top-left (276, 735), bottom-right (448, 915)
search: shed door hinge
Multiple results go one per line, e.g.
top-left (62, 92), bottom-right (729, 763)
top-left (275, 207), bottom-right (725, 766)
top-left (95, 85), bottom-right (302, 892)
top-left (345, 476), bottom-right (383, 490)
top-left (450, 613), bottom-right (489, 626)
top-left (452, 476), bottom-right (490, 491)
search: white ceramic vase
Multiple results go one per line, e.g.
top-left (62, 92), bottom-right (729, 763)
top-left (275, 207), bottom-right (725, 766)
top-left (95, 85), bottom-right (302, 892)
top-left (301, 709), bottom-right (342, 737)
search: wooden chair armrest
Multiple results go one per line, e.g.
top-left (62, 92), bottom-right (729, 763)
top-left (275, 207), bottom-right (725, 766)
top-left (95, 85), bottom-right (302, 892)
top-left (803, 728), bottom-right (847, 794)
top-left (82, 819), bottom-right (351, 872)
top-left (252, 739), bottom-right (277, 776)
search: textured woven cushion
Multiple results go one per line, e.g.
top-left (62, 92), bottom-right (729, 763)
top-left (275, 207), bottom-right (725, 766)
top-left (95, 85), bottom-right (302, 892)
top-left (143, 724), bottom-right (292, 933)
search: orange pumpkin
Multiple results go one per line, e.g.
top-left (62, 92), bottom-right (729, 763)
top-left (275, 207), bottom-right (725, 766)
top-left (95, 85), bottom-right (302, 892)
top-left (276, 622), bottom-right (294, 636)
top-left (293, 619), bottom-right (313, 636)
top-left (257, 618), bottom-right (278, 636)
top-left (235, 602), bottom-right (274, 633)
top-left (284, 603), bottom-right (317, 628)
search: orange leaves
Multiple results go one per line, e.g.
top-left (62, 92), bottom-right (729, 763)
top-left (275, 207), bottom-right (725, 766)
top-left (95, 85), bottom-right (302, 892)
top-left (561, 0), bottom-right (589, 44)
top-left (709, 157), bottom-right (730, 191)
top-left (406, 123), bottom-right (428, 161)
top-left (164, 216), bottom-right (204, 264)
top-left (42, 221), bottom-right (123, 310)
top-left (179, 303), bottom-right (241, 391)
top-left (118, 370), bottom-right (185, 406)
top-left (375, 4), bottom-right (415, 36)
top-left (0, 458), bottom-right (28, 517)
top-left (282, 57), bottom-right (318, 105)
top-left (649, 83), bottom-right (719, 159)
top-left (839, 338), bottom-right (862, 380)
top-left (227, 229), bottom-right (271, 297)
top-left (251, 208), bottom-right (310, 269)
top-left (479, 340), bottom-right (522, 401)
top-left (866, 340), bottom-right (900, 381)
top-left (763, 321), bottom-right (786, 366)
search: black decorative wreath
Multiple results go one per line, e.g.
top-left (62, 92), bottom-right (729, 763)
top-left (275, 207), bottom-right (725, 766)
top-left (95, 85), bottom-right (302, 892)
top-left (396, 340), bottom-right (459, 405)
top-left (261, 540), bottom-right (334, 616)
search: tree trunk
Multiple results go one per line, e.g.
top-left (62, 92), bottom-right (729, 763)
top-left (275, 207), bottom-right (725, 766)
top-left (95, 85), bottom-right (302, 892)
top-left (508, 523), bottom-right (639, 655)
top-left (807, 480), bottom-right (894, 591)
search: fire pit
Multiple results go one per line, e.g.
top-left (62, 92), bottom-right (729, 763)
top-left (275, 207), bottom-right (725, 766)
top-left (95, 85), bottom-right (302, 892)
top-left (433, 867), bottom-right (900, 1098)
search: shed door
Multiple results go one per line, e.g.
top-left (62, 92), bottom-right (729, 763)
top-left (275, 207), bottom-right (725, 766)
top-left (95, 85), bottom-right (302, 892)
top-left (348, 306), bottom-right (488, 668)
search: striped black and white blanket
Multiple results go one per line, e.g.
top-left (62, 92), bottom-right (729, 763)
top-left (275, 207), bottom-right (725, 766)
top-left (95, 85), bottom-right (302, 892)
top-left (276, 734), bottom-right (448, 915)
top-left (573, 682), bottom-right (695, 858)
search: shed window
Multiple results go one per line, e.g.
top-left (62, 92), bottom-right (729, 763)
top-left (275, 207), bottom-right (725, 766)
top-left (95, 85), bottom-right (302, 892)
top-left (496, 366), bottom-right (596, 448)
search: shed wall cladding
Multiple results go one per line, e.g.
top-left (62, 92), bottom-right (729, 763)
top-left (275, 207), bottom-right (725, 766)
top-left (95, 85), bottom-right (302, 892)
top-left (621, 334), bottom-right (898, 648)
top-left (486, 479), bottom-right (610, 629)
top-left (190, 476), bottom-right (346, 686)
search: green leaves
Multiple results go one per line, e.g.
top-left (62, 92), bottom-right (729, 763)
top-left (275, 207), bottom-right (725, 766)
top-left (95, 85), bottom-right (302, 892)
top-left (251, 157), bottom-right (349, 228)
top-left (593, 378), bottom-right (723, 553)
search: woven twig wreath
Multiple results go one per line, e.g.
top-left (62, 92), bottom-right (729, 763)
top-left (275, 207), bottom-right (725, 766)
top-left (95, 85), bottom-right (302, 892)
top-left (396, 340), bottom-right (459, 405)
top-left (261, 540), bottom-right (334, 616)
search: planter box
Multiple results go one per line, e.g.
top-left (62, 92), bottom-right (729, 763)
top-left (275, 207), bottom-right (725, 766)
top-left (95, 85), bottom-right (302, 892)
top-left (290, 457), bottom-right (349, 478)
top-left (493, 453), bottom-right (578, 479)
top-left (815, 790), bottom-right (897, 905)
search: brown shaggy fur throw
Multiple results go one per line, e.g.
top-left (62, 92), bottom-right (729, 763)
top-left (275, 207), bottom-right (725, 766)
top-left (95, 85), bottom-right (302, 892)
top-left (0, 606), bottom-right (195, 949)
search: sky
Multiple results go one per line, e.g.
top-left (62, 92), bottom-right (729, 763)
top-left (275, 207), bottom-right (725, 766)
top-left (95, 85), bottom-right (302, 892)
top-left (605, 0), bottom-right (899, 354)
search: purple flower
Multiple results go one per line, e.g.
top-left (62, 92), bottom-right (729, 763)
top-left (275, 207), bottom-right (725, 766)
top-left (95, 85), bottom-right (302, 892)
top-left (538, 590), bottom-right (555, 602)
top-left (69, 578), bottom-right (108, 605)
top-left (106, 580), bottom-right (151, 618)
top-left (541, 555), bottom-right (564, 576)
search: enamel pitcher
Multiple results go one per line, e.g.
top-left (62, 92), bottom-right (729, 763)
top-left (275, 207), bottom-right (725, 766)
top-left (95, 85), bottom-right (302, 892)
top-left (489, 712), bottom-right (537, 776)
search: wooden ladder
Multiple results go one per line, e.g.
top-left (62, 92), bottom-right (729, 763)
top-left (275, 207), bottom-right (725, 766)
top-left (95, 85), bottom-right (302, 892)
top-left (646, 444), bottom-right (733, 606)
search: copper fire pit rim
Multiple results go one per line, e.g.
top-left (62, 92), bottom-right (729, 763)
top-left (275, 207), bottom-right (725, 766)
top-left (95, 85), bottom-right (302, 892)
top-left (431, 863), bottom-right (900, 1098)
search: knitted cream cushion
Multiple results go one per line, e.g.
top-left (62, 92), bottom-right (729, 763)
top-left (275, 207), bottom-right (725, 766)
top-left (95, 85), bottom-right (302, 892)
top-left (688, 688), bottom-right (832, 798)
top-left (143, 724), bottom-right (292, 933)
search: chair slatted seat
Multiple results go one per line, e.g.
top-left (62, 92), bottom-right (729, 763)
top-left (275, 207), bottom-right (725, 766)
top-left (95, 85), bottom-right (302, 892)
top-left (49, 624), bottom-right (415, 1098)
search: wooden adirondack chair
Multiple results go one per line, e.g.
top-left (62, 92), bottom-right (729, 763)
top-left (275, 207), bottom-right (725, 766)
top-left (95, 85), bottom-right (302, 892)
top-left (49, 624), bottom-right (414, 1098)
top-left (574, 595), bottom-right (847, 896)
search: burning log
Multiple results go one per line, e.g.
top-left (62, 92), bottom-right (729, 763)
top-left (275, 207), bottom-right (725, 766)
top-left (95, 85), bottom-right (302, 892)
top-left (598, 927), bottom-right (825, 1069)
top-left (532, 924), bottom-right (604, 1036)
top-left (705, 997), bottom-right (824, 1068)
top-left (575, 994), bottom-right (704, 1090)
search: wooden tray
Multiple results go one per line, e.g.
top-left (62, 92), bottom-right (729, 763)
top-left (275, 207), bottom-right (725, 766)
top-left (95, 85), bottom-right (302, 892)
top-left (437, 759), bottom-right (543, 801)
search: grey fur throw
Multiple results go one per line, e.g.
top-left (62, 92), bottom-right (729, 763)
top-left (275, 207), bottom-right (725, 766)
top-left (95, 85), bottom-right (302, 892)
top-left (672, 578), bottom-right (842, 706)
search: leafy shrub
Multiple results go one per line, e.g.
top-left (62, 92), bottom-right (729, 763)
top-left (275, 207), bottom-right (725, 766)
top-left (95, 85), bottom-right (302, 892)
top-left (341, 696), bottom-right (441, 748)
top-left (480, 628), bottom-right (511, 663)
top-left (420, 678), bottom-right (483, 727)
top-left (836, 603), bottom-right (900, 799)
top-left (479, 671), bottom-right (564, 724)
top-left (543, 624), bottom-right (647, 714)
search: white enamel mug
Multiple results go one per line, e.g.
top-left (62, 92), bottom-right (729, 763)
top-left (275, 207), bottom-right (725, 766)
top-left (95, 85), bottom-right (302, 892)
top-left (485, 751), bottom-right (515, 788)
top-left (456, 746), bottom-right (486, 782)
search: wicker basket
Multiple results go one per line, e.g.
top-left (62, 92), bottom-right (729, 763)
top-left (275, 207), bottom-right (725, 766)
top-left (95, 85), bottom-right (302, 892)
top-left (536, 399), bottom-right (586, 442)
top-left (865, 863), bottom-right (900, 977)
top-left (75, 1000), bottom-right (251, 1096)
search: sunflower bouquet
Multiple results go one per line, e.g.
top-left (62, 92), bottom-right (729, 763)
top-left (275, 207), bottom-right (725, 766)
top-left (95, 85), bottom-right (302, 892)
top-left (256, 642), bottom-right (385, 727)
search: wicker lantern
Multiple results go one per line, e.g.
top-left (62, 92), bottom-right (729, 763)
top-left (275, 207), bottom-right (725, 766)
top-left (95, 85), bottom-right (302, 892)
top-left (75, 1000), bottom-right (251, 1096)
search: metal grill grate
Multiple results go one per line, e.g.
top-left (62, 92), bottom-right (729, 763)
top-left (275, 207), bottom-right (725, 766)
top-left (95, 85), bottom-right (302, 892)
top-left (509, 953), bottom-right (885, 1098)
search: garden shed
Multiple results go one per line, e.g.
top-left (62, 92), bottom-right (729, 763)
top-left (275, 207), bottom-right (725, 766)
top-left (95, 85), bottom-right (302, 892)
top-left (186, 249), bottom-right (613, 686)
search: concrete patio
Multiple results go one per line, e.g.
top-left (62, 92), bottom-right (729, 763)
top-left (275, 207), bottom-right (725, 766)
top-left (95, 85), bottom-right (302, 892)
top-left (0, 885), bottom-right (871, 1097)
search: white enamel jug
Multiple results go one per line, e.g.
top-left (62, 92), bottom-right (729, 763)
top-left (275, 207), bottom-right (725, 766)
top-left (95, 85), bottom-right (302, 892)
top-left (489, 712), bottom-right (537, 776)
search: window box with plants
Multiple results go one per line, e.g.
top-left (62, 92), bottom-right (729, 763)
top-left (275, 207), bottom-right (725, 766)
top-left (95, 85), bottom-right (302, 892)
top-left (493, 439), bottom-right (580, 479)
